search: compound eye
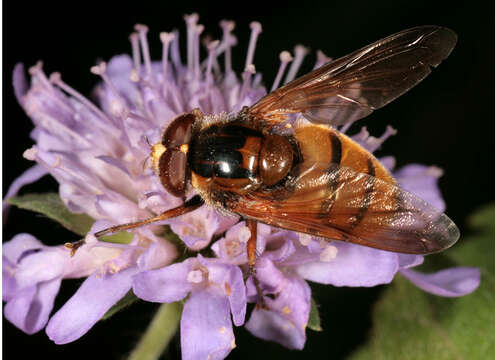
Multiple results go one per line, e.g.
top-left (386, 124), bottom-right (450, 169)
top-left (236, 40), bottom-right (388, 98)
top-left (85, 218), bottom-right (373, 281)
top-left (159, 149), bottom-right (188, 197)
top-left (162, 113), bottom-right (195, 148)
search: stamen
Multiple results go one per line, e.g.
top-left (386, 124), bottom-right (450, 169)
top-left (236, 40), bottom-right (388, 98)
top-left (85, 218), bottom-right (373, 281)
top-left (90, 62), bottom-right (128, 115)
top-left (340, 118), bottom-right (356, 134)
top-left (187, 269), bottom-right (204, 284)
top-left (271, 51), bottom-right (293, 92)
top-left (205, 40), bottom-right (220, 83)
top-left (320, 245), bottom-right (338, 262)
top-left (129, 32), bottom-right (141, 75)
top-left (314, 49), bottom-right (332, 69)
top-left (284, 45), bottom-right (309, 84)
top-left (219, 20), bottom-right (235, 74)
top-left (299, 233), bottom-right (312, 246)
top-left (134, 24), bottom-right (153, 83)
top-left (23, 146), bottom-right (38, 161)
top-left (245, 21), bottom-right (262, 70)
top-left (193, 24), bottom-right (204, 80)
top-left (238, 227), bottom-right (251, 243)
top-left (169, 30), bottom-right (182, 71)
top-left (184, 13), bottom-right (199, 74)
top-left (49, 72), bottom-right (116, 128)
top-left (160, 32), bottom-right (175, 81)
top-left (366, 125), bottom-right (397, 152)
top-left (239, 64), bottom-right (256, 99)
top-left (28, 61), bottom-right (55, 92)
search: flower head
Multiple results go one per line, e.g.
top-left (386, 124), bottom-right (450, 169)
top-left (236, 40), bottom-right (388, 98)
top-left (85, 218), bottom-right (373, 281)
top-left (4, 14), bottom-right (480, 360)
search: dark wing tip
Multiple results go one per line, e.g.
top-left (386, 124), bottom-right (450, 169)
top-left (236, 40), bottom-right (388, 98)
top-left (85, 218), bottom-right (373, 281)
top-left (422, 212), bottom-right (460, 254)
top-left (414, 26), bottom-right (458, 67)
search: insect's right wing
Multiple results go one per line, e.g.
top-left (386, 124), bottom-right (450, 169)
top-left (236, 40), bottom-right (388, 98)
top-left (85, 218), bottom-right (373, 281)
top-left (249, 26), bottom-right (457, 127)
top-left (229, 163), bottom-right (459, 254)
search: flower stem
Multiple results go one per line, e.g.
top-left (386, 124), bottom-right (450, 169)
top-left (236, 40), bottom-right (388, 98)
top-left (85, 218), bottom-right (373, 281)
top-left (128, 302), bottom-right (183, 360)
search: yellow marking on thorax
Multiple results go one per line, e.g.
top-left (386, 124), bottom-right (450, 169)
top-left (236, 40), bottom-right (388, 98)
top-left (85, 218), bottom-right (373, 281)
top-left (151, 143), bottom-right (166, 174)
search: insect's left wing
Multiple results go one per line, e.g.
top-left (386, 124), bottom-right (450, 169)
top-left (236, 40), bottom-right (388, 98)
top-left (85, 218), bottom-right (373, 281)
top-left (228, 163), bottom-right (459, 254)
top-left (249, 26), bottom-right (457, 127)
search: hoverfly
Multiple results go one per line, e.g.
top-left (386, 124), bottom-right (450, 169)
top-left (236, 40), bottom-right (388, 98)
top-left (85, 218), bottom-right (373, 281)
top-left (90, 26), bottom-right (459, 275)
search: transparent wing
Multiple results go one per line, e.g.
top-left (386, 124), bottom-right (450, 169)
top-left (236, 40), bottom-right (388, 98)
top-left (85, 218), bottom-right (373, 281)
top-left (249, 26), bottom-right (457, 126)
top-left (230, 163), bottom-right (459, 254)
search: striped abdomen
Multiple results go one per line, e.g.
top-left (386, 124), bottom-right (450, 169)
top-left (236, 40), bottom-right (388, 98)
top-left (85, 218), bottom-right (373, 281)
top-left (292, 124), bottom-right (397, 232)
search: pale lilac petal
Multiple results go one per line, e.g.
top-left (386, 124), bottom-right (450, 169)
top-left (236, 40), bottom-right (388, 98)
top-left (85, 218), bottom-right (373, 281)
top-left (3, 233), bottom-right (43, 264)
top-left (226, 265), bottom-right (246, 326)
top-left (246, 276), bottom-right (311, 350)
top-left (4, 278), bottom-right (61, 334)
top-left (13, 62), bottom-right (29, 104)
top-left (295, 242), bottom-right (399, 287)
top-left (395, 164), bottom-right (445, 212)
top-left (133, 260), bottom-right (192, 303)
top-left (255, 257), bottom-right (286, 295)
top-left (3, 164), bottom-right (48, 212)
top-left (401, 267), bottom-right (480, 297)
top-left (46, 267), bottom-right (139, 344)
top-left (263, 230), bottom-right (296, 263)
top-left (181, 289), bottom-right (236, 360)
top-left (169, 207), bottom-right (219, 250)
top-left (398, 254), bottom-right (424, 269)
top-left (3, 259), bottom-right (19, 301)
top-left (16, 250), bottom-right (67, 288)
top-left (135, 230), bottom-right (178, 271)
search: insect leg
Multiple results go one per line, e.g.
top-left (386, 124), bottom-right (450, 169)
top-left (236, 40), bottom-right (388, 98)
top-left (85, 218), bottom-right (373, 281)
top-left (94, 195), bottom-right (204, 237)
top-left (65, 195), bottom-right (204, 255)
top-left (246, 219), bottom-right (267, 309)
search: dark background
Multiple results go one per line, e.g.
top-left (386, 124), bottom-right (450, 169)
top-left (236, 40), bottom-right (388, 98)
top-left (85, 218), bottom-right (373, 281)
top-left (3, 0), bottom-right (494, 359)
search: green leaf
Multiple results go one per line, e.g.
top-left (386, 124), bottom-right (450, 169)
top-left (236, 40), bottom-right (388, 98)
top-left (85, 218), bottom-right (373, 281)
top-left (7, 193), bottom-right (94, 236)
top-left (350, 204), bottom-right (495, 360)
top-left (99, 231), bottom-right (134, 244)
top-left (308, 297), bottom-right (322, 332)
top-left (128, 302), bottom-right (183, 360)
top-left (101, 291), bottom-right (139, 321)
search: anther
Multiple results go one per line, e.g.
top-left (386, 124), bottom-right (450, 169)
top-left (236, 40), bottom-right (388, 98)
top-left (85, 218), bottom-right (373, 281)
top-left (29, 61), bottom-right (55, 91)
top-left (23, 147), bottom-right (38, 161)
top-left (184, 13), bottom-right (200, 74)
top-left (219, 20), bottom-right (236, 74)
top-left (314, 49), bottom-right (332, 69)
top-left (240, 64), bottom-right (256, 99)
top-left (160, 32), bottom-right (176, 83)
top-left (134, 24), bottom-right (154, 83)
top-left (245, 21), bottom-right (263, 70)
top-left (271, 50), bottom-right (293, 92)
top-left (91, 62), bottom-right (128, 115)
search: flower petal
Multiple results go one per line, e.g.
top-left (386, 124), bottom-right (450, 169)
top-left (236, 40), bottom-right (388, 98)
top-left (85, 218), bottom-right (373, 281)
top-left (46, 267), bottom-right (138, 344)
top-left (398, 254), bottom-right (424, 269)
top-left (400, 267), bottom-right (481, 297)
top-left (3, 233), bottom-right (43, 264)
top-left (394, 164), bottom-right (445, 212)
top-left (16, 250), bottom-right (67, 288)
top-left (181, 289), bottom-right (236, 360)
top-left (133, 260), bottom-right (192, 303)
top-left (4, 278), bottom-right (61, 334)
top-left (225, 265), bottom-right (246, 326)
top-left (3, 164), bottom-right (48, 213)
top-left (246, 276), bottom-right (311, 350)
top-left (295, 242), bottom-right (398, 287)
top-left (13, 62), bottom-right (29, 104)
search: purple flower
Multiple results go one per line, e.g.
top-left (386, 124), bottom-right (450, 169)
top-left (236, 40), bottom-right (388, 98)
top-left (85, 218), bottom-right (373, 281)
top-left (4, 13), bottom-right (480, 360)
top-left (133, 255), bottom-right (246, 360)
